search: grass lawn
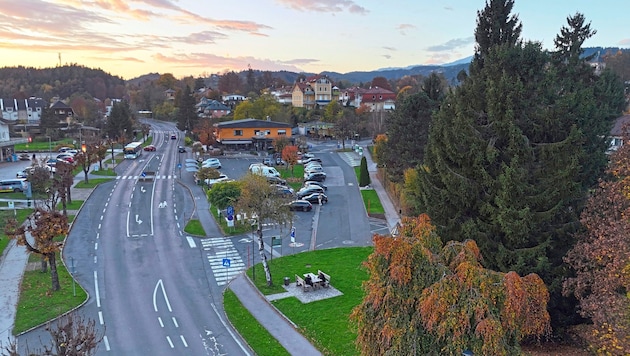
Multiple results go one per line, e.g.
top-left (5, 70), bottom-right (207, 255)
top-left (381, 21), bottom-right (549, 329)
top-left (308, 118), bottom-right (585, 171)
top-left (91, 167), bottom-right (117, 176)
top-left (360, 190), bottom-right (384, 215)
top-left (0, 209), bottom-right (33, 257)
top-left (209, 205), bottom-right (252, 236)
top-left (238, 247), bottom-right (372, 356)
top-left (13, 251), bottom-right (88, 334)
top-left (56, 200), bottom-right (84, 211)
top-left (223, 289), bottom-right (290, 356)
top-left (74, 178), bottom-right (114, 188)
top-left (15, 139), bottom-right (75, 152)
top-left (184, 219), bottom-right (206, 236)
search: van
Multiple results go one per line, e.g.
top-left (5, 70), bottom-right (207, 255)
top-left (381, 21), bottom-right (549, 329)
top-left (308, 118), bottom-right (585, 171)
top-left (249, 163), bottom-right (281, 178)
top-left (0, 178), bottom-right (28, 193)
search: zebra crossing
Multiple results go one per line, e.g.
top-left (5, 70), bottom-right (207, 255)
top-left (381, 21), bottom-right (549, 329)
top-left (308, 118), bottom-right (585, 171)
top-left (200, 238), bottom-right (246, 286)
top-left (116, 175), bottom-right (174, 180)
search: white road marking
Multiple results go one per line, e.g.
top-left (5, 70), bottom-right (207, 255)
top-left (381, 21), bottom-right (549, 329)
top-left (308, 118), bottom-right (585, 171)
top-left (180, 335), bottom-right (188, 347)
top-left (98, 311), bottom-right (104, 325)
top-left (158, 317), bottom-right (164, 327)
top-left (172, 317), bottom-right (178, 328)
top-left (186, 236), bottom-right (197, 248)
top-left (152, 279), bottom-right (173, 312)
top-left (103, 335), bottom-right (110, 351)
top-left (94, 242), bottom-right (98, 250)
top-left (166, 336), bottom-right (174, 348)
top-left (94, 271), bottom-right (100, 308)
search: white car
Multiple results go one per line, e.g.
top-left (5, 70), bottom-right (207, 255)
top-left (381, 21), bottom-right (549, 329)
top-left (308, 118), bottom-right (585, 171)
top-left (204, 174), bottom-right (231, 186)
top-left (202, 158), bottom-right (222, 169)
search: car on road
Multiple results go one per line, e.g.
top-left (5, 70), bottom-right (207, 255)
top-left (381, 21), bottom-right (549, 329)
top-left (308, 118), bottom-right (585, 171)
top-left (304, 172), bottom-right (327, 182)
top-left (144, 145), bottom-right (156, 151)
top-left (170, 134), bottom-right (177, 140)
top-left (300, 192), bottom-right (328, 204)
top-left (296, 185), bottom-right (325, 199)
top-left (304, 180), bottom-right (328, 191)
top-left (18, 153), bottom-right (31, 161)
top-left (178, 146), bottom-right (186, 153)
top-left (16, 170), bottom-right (28, 178)
top-left (287, 200), bottom-right (313, 212)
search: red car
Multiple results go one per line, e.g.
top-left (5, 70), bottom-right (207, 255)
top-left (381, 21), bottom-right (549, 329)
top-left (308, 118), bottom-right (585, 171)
top-left (144, 145), bottom-right (156, 151)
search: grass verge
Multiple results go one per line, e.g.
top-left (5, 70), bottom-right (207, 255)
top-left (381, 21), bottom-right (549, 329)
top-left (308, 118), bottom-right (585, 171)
top-left (184, 219), bottom-right (206, 236)
top-left (223, 289), bottom-right (290, 356)
top-left (57, 200), bottom-right (84, 211)
top-left (0, 209), bottom-right (33, 257)
top-left (74, 178), bottom-right (114, 189)
top-left (91, 168), bottom-right (117, 176)
top-left (360, 190), bottom-right (384, 215)
top-left (238, 247), bottom-right (372, 356)
top-left (13, 252), bottom-right (88, 334)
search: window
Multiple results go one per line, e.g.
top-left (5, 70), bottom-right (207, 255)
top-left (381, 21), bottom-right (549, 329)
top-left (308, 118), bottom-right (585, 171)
top-left (278, 130), bottom-right (286, 136)
top-left (234, 130), bottom-right (243, 136)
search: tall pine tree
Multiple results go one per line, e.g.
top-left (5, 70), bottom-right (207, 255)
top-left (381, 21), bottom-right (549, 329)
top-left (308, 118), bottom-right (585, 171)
top-left (416, 2), bottom-right (624, 329)
top-left (176, 85), bottom-right (198, 132)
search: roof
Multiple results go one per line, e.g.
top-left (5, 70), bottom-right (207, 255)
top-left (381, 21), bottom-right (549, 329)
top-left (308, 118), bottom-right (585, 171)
top-left (50, 100), bottom-right (73, 109)
top-left (611, 114), bottom-right (630, 137)
top-left (215, 118), bottom-right (291, 129)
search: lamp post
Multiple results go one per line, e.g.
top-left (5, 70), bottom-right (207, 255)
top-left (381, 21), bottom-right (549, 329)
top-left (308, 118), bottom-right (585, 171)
top-left (47, 136), bottom-right (51, 156)
top-left (251, 222), bottom-right (257, 281)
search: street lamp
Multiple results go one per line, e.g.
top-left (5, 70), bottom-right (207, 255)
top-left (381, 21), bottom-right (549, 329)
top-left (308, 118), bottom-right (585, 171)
top-left (46, 136), bottom-right (52, 156)
top-left (251, 221), bottom-right (257, 281)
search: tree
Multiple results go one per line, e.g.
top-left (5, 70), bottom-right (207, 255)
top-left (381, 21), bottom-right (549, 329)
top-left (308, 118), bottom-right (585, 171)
top-left (106, 101), bottom-right (133, 141)
top-left (281, 145), bottom-right (298, 175)
top-left (235, 173), bottom-right (293, 286)
top-left (94, 143), bottom-right (109, 171)
top-left (218, 71), bottom-right (242, 94)
top-left (195, 167), bottom-right (220, 185)
top-left (74, 143), bottom-right (100, 184)
top-left (4, 208), bottom-right (69, 291)
top-left (472, 0), bottom-right (522, 71)
top-left (334, 109), bottom-right (359, 149)
top-left (359, 156), bottom-right (370, 187)
top-left (176, 85), bottom-right (197, 131)
top-left (207, 180), bottom-right (241, 210)
top-left (54, 160), bottom-right (75, 213)
top-left (563, 136), bottom-right (630, 354)
top-left (415, 6), bottom-right (625, 330)
top-left (272, 136), bottom-right (290, 157)
top-left (40, 105), bottom-right (60, 139)
top-left (381, 91), bottom-right (438, 183)
top-left (372, 134), bottom-right (387, 166)
top-left (370, 76), bottom-right (392, 91)
top-left (352, 215), bottom-right (550, 356)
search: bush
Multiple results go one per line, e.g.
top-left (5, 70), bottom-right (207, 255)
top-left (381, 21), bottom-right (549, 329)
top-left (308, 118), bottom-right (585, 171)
top-left (359, 156), bottom-right (371, 187)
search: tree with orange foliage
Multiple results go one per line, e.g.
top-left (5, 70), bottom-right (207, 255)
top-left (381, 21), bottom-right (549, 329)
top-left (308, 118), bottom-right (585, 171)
top-left (281, 145), bottom-right (298, 175)
top-left (352, 215), bottom-right (550, 355)
top-left (563, 132), bottom-right (630, 355)
top-left (192, 118), bottom-right (217, 147)
top-left (4, 208), bottom-right (69, 291)
top-left (371, 134), bottom-right (387, 165)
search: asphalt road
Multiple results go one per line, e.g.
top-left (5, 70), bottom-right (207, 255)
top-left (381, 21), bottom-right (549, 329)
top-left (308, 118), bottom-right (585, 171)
top-left (9, 121), bottom-right (378, 355)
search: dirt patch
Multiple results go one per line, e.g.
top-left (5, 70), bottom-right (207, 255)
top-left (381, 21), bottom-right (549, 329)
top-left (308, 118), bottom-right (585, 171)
top-left (522, 343), bottom-right (591, 355)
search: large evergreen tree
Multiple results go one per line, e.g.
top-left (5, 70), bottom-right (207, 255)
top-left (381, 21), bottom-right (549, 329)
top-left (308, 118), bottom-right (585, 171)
top-left (416, 4), bottom-right (624, 329)
top-left (176, 85), bottom-right (198, 131)
top-left (106, 100), bottom-right (133, 141)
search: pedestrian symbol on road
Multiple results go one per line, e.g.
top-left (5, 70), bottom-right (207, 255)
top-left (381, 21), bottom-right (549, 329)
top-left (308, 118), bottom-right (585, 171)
top-left (222, 258), bottom-right (231, 267)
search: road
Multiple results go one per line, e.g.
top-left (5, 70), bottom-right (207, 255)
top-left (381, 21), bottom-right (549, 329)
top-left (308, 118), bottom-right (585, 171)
top-left (11, 120), bottom-right (380, 354)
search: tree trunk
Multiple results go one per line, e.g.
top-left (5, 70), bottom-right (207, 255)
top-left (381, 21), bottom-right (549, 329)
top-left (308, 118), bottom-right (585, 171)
top-left (257, 227), bottom-right (272, 286)
top-left (40, 255), bottom-right (48, 273)
top-left (48, 252), bottom-right (60, 291)
top-left (66, 184), bottom-right (72, 204)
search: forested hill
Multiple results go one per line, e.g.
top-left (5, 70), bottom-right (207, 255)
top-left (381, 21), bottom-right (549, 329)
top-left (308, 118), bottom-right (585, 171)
top-left (0, 64), bottom-right (126, 102)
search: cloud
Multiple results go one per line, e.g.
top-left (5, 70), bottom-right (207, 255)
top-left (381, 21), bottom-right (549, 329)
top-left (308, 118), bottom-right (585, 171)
top-left (426, 37), bottom-right (475, 52)
top-left (382, 46), bottom-right (396, 51)
top-left (396, 23), bottom-right (416, 35)
top-left (619, 38), bottom-right (630, 45)
top-left (382, 54), bottom-right (391, 60)
top-left (152, 52), bottom-right (315, 73)
top-left (275, 0), bottom-right (368, 14)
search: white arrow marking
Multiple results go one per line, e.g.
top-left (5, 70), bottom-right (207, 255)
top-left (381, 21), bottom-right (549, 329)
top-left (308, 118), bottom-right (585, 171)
top-left (153, 279), bottom-right (172, 312)
top-left (140, 186), bottom-right (146, 193)
top-left (135, 214), bottom-right (143, 224)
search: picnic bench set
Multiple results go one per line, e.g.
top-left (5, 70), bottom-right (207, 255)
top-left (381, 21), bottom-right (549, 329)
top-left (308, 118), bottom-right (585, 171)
top-left (295, 270), bottom-right (331, 292)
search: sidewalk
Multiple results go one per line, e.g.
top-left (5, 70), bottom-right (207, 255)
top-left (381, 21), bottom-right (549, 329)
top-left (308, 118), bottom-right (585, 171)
top-left (0, 171), bottom-right (97, 345)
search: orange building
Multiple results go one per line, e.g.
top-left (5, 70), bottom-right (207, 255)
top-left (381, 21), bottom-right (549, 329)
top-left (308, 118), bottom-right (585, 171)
top-left (213, 118), bottom-right (293, 151)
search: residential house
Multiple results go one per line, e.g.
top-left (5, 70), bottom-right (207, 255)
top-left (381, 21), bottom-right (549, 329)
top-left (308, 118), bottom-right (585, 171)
top-left (164, 89), bottom-right (176, 101)
top-left (340, 86), bottom-right (396, 111)
top-left (222, 94), bottom-right (247, 110)
top-left (0, 117), bottom-right (28, 161)
top-left (196, 98), bottom-right (231, 118)
top-left (291, 75), bottom-right (338, 109)
top-left (0, 97), bottom-right (47, 124)
top-left (213, 118), bottom-right (292, 151)
top-left (50, 100), bottom-right (76, 125)
top-left (609, 114), bottom-right (630, 152)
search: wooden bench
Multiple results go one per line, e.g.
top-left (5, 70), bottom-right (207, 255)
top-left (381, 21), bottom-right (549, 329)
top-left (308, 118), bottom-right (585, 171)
top-left (295, 274), bottom-right (312, 292)
top-left (317, 270), bottom-right (331, 288)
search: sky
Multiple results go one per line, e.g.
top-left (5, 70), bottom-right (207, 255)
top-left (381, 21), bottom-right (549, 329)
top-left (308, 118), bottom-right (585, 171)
top-left (0, 0), bottom-right (628, 80)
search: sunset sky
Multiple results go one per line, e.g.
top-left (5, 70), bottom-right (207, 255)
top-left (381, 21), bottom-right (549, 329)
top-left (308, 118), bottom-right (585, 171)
top-left (0, 0), bottom-right (628, 80)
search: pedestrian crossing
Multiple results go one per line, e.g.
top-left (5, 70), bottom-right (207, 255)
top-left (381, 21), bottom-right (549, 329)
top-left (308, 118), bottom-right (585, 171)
top-left (116, 175), bottom-right (174, 180)
top-left (200, 238), bottom-right (246, 286)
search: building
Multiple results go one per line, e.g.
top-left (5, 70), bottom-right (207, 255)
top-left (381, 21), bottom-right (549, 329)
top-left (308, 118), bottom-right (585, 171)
top-left (50, 100), bottom-right (76, 125)
top-left (609, 114), bottom-right (630, 152)
top-left (213, 118), bottom-right (292, 151)
top-left (339, 86), bottom-right (396, 111)
top-left (196, 98), bottom-right (231, 118)
top-left (291, 75), bottom-right (338, 109)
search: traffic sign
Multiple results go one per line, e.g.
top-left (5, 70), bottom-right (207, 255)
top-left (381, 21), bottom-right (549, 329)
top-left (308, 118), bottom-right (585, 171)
top-left (290, 227), bottom-right (295, 243)
top-left (141, 171), bottom-right (146, 177)
top-left (177, 163), bottom-right (182, 169)
top-left (222, 258), bottom-right (231, 267)
top-left (227, 205), bottom-right (234, 216)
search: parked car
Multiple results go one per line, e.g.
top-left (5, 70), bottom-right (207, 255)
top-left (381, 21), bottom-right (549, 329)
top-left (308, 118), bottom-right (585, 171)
top-left (296, 185), bottom-right (325, 199)
top-left (16, 170), bottom-right (28, 178)
top-left (304, 172), bottom-right (327, 182)
top-left (204, 174), bottom-right (230, 187)
top-left (178, 146), bottom-right (186, 153)
top-left (18, 153), bottom-right (31, 161)
top-left (272, 184), bottom-right (294, 196)
top-left (304, 180), bottom-right (328, 191)
top-left (144, 145), bottom-right (156, 151)
top-left (287, 200), bottom-right (313, 212)
top-left (301, 193), bottom-right (328, 204)
top-left (303, 157), bottom-right (323, 165)
top-left (65, 149), bottom-right (79, 156)
top-left (262, 157), bottom-right (274, 166)
top-left (304, 165), bottom-right (324, 174)
top-left (56, 154), bottom-right (74, 163)
top-left (267, 176), bottom-right (287, 185)
top-left (58, 147), bottom-right (73, 153)
top-left (202, 158), bottom-right (222, 169)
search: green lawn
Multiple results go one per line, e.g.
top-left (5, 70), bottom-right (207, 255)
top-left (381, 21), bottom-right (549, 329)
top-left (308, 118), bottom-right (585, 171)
top-left (184, 219), bottom-right (206, 236)
top-left (235, 247), bottom-right (372, 356)
top-left (15, 139), bottom-right (75, 152)
top-left (360, 190), bottom-right (384, 215)
top-left (74, 178), bottom-right (114, 188)
top-left (0, 209), bottom-right (33, 257)
top-left (223, 289), bottom-right (290, 356)
top-left (13, 252), bottom-right (88, 334)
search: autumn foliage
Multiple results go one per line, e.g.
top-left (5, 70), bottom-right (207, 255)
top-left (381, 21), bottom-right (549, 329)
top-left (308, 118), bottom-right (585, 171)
top-left (563, 135), bottom-right (630, 355)
top-left (351, 215), bottom-right (550, 355)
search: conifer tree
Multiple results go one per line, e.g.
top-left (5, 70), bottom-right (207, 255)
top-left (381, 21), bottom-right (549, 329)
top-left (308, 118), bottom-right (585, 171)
top-left (359, 156), bottom-right (370, 187)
